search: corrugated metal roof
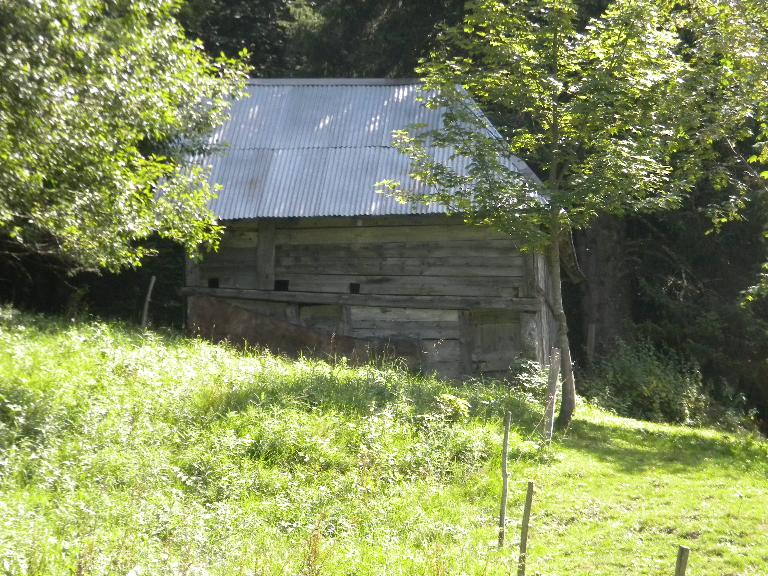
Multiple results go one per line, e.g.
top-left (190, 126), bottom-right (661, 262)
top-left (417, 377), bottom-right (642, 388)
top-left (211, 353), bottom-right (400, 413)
top-left (194, 79), bottom-right (537, 220)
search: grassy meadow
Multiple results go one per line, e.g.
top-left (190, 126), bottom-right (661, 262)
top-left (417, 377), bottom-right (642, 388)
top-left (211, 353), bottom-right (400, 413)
top-left (0, 308), bottom-right (766, 575)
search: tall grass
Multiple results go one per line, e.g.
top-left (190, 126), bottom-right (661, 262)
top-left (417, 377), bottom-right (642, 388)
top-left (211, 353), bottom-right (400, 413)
top-left (0, 308), bottom-right (546, 575)
top-left (1, 308), bottom-right (766, 575)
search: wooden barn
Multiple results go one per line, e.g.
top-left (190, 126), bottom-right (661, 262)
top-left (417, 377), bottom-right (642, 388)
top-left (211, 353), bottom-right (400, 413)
top-left (182, 79), bottom-right (554, 377)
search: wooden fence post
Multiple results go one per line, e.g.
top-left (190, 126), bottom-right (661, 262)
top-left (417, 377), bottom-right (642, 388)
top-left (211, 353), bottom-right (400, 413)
top-left (543, 348), bottom-right (561, 441)
top-left (517, 481), bottom-right (535, 576)
top-left (675, 546), bottom-right (690, 576)
top-left (141, 275), bottom-right (156, 329)
top-left (498, 411), bottom-right (512, 547)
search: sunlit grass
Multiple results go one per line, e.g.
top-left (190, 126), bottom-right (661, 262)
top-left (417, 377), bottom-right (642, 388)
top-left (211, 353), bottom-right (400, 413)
top-left (1, 307), bottom-right (766, 575)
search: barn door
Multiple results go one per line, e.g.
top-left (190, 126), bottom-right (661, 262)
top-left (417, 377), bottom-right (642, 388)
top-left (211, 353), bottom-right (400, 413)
top-left (467, 309), bottom-right (521, 373)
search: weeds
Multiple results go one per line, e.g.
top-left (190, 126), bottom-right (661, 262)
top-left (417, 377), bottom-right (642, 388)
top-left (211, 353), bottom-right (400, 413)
top-left (0, 309), bottom-right (766, 575)
top-left (579, 340), bottom-right (755, 428)
top-left (302, 521), bottom-right (324, 576)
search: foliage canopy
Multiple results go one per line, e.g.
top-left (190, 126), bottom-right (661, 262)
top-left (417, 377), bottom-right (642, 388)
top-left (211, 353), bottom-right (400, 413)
top-left (389, 0), bottom-right (768, 248)
top-left (178, 0), bottom-right (465, 78)
top-left (385, 0), bottom-right (768, 425)
top-left (0, 0), bottom-right (249, 271)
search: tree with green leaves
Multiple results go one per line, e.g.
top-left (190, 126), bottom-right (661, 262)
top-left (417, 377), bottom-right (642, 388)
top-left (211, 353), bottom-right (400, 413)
top-left (386, 0), bottom-right (768, 426)
top-left (0, 0), bottom-right (249, 271)
top-left (178, 0), bottom-right (465, 78)
top-left (179, 0), bottom-right (292, 77)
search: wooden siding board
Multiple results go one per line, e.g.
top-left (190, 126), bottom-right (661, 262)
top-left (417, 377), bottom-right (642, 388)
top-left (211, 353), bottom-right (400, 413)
top-left (220, 229), bottom-right (259, 248)
top-left (235, 299), bottom-right (295, 320)
top-left (185, 260), bottom-right (201, 287)
top-left (276, 273), bottom-right (524, 298)
top-left (469, 309), bottom-right (522, 373)
top-left (181, 287), bottom-right (542, 311)
top-left (255, 221), bottom-right (276, 289)
top-left (277, 241), bottom-right (522, 260)
top-left (196, 264), bottom-right (259, 289)
top-left (187, 295), bottom-right (422, 365)
top-left (522, 253), bottom-right (536, 298)
top-left (421, 339), bottom-right (462, 370)
top-left (299, 304), bottom-right (342, 332)
top-left (348, 307), bottom-right (460, 340)
top-left (274, 225), bottom-right (511, 245)
top-left (458, 310), bottom-right (473, 375)
top-left (276, 256), bottom-right (524, 278)
top-left (349, 321), bottom-right (459, 340)
top-left (348, 307), bottom-right (458, 323)
top-left (200, 247), bottom-right (258, 266)
top-left (471, 350), bottom-right (518, 372)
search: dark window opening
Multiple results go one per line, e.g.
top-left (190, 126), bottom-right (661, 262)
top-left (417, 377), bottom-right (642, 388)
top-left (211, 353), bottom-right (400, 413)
top-left (274, 279), bottom-right (290, 291)
top-left (207, 277), bottom-right (219, 289)
top-left (349, 282), bottom-right (360, 294)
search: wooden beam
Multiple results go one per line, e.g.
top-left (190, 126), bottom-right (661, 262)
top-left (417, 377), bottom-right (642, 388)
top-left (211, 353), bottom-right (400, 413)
top-left (458, 310), bottom-right (474, 374)
top-left (675, 546), bottom-right (690, 576)
top-left (255, 221), bottom-right (275, 290)
top-left (227, 214), bottom-right (464, 230)
top-left (180, 287), bottom-right (541, 312)
top-left (185, 257), bottom-right (201, 287)
top-left (517, 481), bottom-right (535, 576)
top-left (522, 253), bottom-right (536, 298)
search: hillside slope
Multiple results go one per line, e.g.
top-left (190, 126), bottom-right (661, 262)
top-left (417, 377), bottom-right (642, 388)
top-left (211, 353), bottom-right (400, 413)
top-left (0, 309), bottom-right (766, 575)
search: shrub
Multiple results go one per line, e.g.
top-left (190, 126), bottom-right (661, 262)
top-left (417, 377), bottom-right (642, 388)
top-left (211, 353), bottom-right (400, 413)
top-left (580, 341), bottom-right (710, 424)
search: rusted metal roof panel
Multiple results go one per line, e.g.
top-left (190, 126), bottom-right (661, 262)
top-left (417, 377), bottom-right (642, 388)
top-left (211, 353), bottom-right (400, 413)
top-left (195, 79), bottom-right (535, 220)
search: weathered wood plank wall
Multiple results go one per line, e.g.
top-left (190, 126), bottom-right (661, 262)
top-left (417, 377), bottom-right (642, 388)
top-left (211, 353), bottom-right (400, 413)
top-left (186, 215), bottom-right (546, 376)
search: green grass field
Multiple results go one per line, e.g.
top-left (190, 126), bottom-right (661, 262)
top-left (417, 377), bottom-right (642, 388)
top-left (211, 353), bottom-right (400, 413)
top-left (1, 308), bottom-right (766, 575)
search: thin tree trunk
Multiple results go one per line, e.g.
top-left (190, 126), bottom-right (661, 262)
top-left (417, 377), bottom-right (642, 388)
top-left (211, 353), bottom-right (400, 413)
top-left (548, 221), bottom-right (576, 428)
top-left (544, 5), bottom-right (573, 426)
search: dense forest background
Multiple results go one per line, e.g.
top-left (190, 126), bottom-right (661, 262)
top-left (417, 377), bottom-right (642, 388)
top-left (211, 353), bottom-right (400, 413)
top-left (2, 0), bottom-right (766, 426)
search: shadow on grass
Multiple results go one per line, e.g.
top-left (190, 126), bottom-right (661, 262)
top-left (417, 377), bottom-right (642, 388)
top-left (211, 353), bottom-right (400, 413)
top-left (195, 363), bottom-right (546, 431)
top-left (562, 416), bottom-right (768, 475)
